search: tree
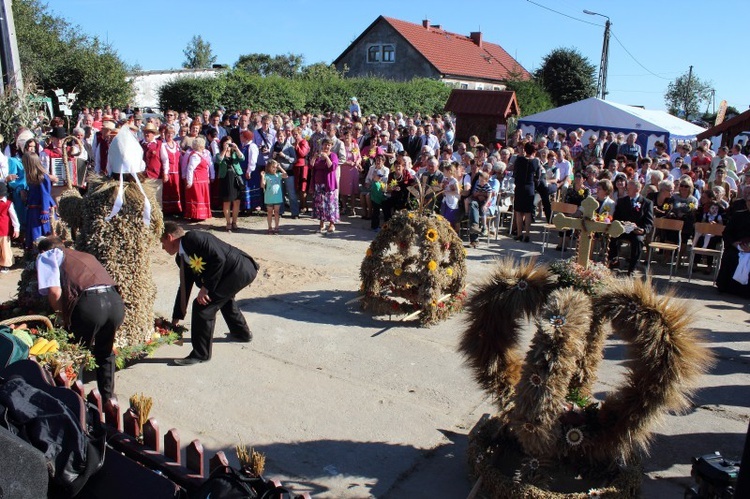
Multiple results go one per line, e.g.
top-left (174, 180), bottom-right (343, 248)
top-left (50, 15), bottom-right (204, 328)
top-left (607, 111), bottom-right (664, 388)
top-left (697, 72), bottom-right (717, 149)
top-left (534, 48), bottom-right (596, 107)
top-left (298, 62), bottom-right (347, 80)
top-left (504, 69), bottom-right (554, 117)
top-left (664, 71), bottom-right (714, 120)
top-left (234, 53), bottom-right (304, 78)
top-left (182, 35), bottom-right (217, 69)
top-left (702, 105), bottom-right (740, 126)
top-left (12, 0), bottom-right (133, 109)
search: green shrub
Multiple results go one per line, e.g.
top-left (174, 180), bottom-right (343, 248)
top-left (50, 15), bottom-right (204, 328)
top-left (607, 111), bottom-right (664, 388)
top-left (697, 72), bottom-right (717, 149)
top-left (158, 71), bottom-right (453, 116)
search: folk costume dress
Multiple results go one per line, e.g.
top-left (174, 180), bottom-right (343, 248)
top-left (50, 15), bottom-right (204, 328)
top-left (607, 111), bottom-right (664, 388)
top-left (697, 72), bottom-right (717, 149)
top-left (160, 140), bottom-right (182, 215)
top-left (143, 139), bottom-right (162, 179)
top-left (183, 150), bottom-right (214, 220)
top-left (7, 154), bottom-right (27, 230)
top-left (25, 174), bottom-right (56, 249)
top-left (0, 195), bottom-right (20, 267)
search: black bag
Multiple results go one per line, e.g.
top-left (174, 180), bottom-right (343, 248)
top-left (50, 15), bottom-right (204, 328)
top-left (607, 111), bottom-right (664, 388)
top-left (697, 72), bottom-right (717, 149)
top-left (191, 466), bottom-right (292, 499)
top-left (234, 173), bottom-right (246, 191)
top-left (0, 360), bottom-right (106, 498)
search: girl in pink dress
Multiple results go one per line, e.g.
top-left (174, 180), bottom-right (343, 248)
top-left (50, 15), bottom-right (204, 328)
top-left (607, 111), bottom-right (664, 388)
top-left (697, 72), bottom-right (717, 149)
top-left (338, 128), bottom-right (362, 215)
top-left (183, 137), bottom-right (214, 220)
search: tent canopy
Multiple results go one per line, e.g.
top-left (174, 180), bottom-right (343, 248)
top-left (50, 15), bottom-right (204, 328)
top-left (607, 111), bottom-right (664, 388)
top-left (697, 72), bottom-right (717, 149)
top-left (518, 97), bottom-right (705, 153)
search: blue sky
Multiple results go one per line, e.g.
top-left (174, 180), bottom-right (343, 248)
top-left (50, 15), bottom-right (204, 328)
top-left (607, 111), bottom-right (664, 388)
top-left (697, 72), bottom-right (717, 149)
top-left (54, 0), bottom-right (748, 114)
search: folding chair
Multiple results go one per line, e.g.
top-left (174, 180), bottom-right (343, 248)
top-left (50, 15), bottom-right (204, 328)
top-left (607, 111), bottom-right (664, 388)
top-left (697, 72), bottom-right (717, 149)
top-left (646, 218), bottom-right (684, 280)
top-left (688, 222), bottom-right (725, 283)
top-left (485, 191), bottom-right (513, 243)
top-left (541, 201), bottom-right (578, 254)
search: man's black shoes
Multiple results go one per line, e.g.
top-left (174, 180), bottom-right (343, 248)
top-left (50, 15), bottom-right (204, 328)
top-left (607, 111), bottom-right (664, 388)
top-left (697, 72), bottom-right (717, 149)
top-left (226, 332), bottom-right (253, 343)
top-left (173, 356), bottom-right (207, 366)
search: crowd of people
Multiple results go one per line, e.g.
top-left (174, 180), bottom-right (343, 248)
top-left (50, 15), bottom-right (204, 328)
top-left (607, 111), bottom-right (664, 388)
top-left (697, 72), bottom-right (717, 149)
top-left (1, 103), bottom-right (749, 295)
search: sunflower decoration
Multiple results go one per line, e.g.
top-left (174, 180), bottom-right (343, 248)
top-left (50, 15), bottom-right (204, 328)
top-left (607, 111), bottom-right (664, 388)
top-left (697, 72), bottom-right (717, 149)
top-left (359, 210), bottom-right (466, 325)
top-left (565, 428), bottom-right (584, 447)
top-left (188, 254), bottom-right (206, 273)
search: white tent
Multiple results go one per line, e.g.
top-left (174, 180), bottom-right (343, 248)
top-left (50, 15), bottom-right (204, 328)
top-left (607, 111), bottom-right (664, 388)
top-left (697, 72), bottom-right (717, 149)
top-left (518, 97), bottom-right (706, 154)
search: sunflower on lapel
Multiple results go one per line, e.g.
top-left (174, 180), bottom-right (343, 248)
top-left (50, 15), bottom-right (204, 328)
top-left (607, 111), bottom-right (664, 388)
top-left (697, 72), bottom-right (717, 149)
top-left (188, 254), bottom-right (206, 273)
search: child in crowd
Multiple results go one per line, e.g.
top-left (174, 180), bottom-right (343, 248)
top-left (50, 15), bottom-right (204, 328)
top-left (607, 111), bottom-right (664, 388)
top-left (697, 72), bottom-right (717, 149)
top-left (440, 163), bottom-right (460, 232)
top-left (370, 172), bottom-right (387, 231)
top-left (260, 159), bottom-right (287, 234)
top-left (471, 171), bottom-right (493, 233)
top-left (363, 151), bottom-right (390, 220)
top-left (693, 201), bottom-right (724, 272)
top-left (0, 183), bottom-right (20, 273)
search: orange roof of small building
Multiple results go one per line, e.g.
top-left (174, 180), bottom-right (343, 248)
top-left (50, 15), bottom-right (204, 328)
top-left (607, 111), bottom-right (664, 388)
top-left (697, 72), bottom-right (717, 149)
top-left (382, 16), bottom-right (531, 82)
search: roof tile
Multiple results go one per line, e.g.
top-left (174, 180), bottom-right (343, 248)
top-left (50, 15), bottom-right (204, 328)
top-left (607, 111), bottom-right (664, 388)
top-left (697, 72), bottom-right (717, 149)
top-left (383, 17), bottom-right (531, 82)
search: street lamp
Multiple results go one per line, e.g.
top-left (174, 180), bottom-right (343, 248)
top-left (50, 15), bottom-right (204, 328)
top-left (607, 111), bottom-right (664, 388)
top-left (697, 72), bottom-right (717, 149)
top-left (583, 9), bottom-right (611, 100)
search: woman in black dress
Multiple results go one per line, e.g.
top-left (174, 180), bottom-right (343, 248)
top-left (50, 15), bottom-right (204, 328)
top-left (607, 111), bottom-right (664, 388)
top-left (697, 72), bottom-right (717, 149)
top-left (716, 186), bottom-right (750, 297)
top-left (214, 136), bottom-right (245, 231)
top-left (513, 142), bottom-right (541, 242)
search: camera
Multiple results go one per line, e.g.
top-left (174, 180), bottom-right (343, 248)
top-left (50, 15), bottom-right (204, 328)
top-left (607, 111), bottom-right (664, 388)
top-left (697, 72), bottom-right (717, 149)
top-left (684, 452), bottom-right (739, 499)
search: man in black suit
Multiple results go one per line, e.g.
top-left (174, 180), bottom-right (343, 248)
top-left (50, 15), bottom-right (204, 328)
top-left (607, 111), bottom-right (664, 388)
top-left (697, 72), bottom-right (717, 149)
top-left (602, 131), bottom-right (620, 166)
top-left (400, 124), bottom-right (423, 164)
top-left (608, 179), bottom-right (654, 274)
top-left (161, 222), bottom-right (259, 366)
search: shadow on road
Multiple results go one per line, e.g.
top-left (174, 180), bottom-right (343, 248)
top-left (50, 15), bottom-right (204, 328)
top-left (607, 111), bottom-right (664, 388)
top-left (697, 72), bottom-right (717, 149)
top-left (196, 434), bottom-right (471, 498)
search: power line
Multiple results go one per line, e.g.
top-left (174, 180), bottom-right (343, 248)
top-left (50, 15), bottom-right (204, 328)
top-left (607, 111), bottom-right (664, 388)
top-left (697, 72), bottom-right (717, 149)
top-left (525, 0), bottom-right (601, 26)
top-left (609, 72), bottom-right (681, 77)
top-left (610, 31), bottom-right (672, 81)
top-left (607, 89), bottom-right (665, 94)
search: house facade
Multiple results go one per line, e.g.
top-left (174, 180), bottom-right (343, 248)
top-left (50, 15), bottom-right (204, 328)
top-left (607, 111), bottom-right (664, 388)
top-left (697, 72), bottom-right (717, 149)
top-left (334, 16), bottom-right (530, 90)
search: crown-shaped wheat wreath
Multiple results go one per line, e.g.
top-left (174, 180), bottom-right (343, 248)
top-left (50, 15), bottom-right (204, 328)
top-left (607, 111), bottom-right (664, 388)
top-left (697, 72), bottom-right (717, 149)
top-left (460, 258), bottom-right (713, 496)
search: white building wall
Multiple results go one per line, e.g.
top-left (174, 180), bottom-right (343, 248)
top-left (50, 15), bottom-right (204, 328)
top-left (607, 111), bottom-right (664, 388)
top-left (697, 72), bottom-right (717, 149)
top-left (127, 68), bottom-right (222, 110)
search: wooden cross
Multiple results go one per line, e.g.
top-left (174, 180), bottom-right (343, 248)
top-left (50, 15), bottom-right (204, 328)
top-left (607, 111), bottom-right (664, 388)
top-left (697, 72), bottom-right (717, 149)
top-left (552, 196), bottom-right (625, 268)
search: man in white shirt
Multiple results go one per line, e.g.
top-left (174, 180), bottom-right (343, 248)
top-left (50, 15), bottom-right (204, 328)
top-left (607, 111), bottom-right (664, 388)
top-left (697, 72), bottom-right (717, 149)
top-left (420, 123), bottom-right (440, 156)
top-left (731, 144), bottom-right (749, 173)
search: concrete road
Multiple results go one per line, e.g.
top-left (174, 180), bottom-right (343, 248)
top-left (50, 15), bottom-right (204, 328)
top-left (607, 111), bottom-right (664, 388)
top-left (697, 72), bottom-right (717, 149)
top-left (3, 214), bottom-right (748, 498)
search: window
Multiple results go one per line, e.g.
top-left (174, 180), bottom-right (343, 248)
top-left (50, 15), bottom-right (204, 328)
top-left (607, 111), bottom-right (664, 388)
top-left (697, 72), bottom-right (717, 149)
top-left (460, 83), bottom-right (469, 89)
top-left (367, 45), bottom-right (380, 63)
top-left (476, 84), bottom-right (484, 90)
top-left (382, 44), bottom-right (395, 63)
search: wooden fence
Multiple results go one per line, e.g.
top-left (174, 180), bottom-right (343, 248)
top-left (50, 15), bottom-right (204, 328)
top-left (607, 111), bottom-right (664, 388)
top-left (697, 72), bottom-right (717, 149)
top-left (54, 370), bottom-right (311, 498)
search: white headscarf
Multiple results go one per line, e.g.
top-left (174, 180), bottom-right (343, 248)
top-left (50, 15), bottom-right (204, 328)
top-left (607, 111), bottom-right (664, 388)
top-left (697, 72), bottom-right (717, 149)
top-left (104, 129), bottom-right (151, 226)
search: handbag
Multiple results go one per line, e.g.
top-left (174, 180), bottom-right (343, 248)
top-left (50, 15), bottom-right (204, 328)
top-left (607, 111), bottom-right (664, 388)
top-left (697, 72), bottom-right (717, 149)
top-left (234, 173), bottom-right (246, 191)
top-left (191, 465), bottom-right (292, 499)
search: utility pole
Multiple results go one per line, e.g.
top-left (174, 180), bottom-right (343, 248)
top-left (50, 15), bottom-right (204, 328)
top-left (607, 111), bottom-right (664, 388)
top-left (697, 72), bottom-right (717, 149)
top-left (0, 0), bottom-right (24, 94)
top-left (684, 65), bottom-right (693, 119)
top-left (584, 10), bottom-right (611, 100)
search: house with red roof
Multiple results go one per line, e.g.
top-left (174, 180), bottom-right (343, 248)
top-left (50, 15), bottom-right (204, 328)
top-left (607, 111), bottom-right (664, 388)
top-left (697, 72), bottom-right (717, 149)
top-left (333, 16), bottom-right (530, 89)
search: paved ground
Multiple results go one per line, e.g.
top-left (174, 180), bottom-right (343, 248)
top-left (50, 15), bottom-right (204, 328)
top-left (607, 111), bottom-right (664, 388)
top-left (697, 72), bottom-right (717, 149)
top-left (2, 213), bottom-right (748, 498)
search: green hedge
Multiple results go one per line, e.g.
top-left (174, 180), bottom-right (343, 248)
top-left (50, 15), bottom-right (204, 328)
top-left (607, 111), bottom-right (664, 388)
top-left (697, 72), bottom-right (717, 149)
top-left (158, 70), bottom-right (452, 116)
